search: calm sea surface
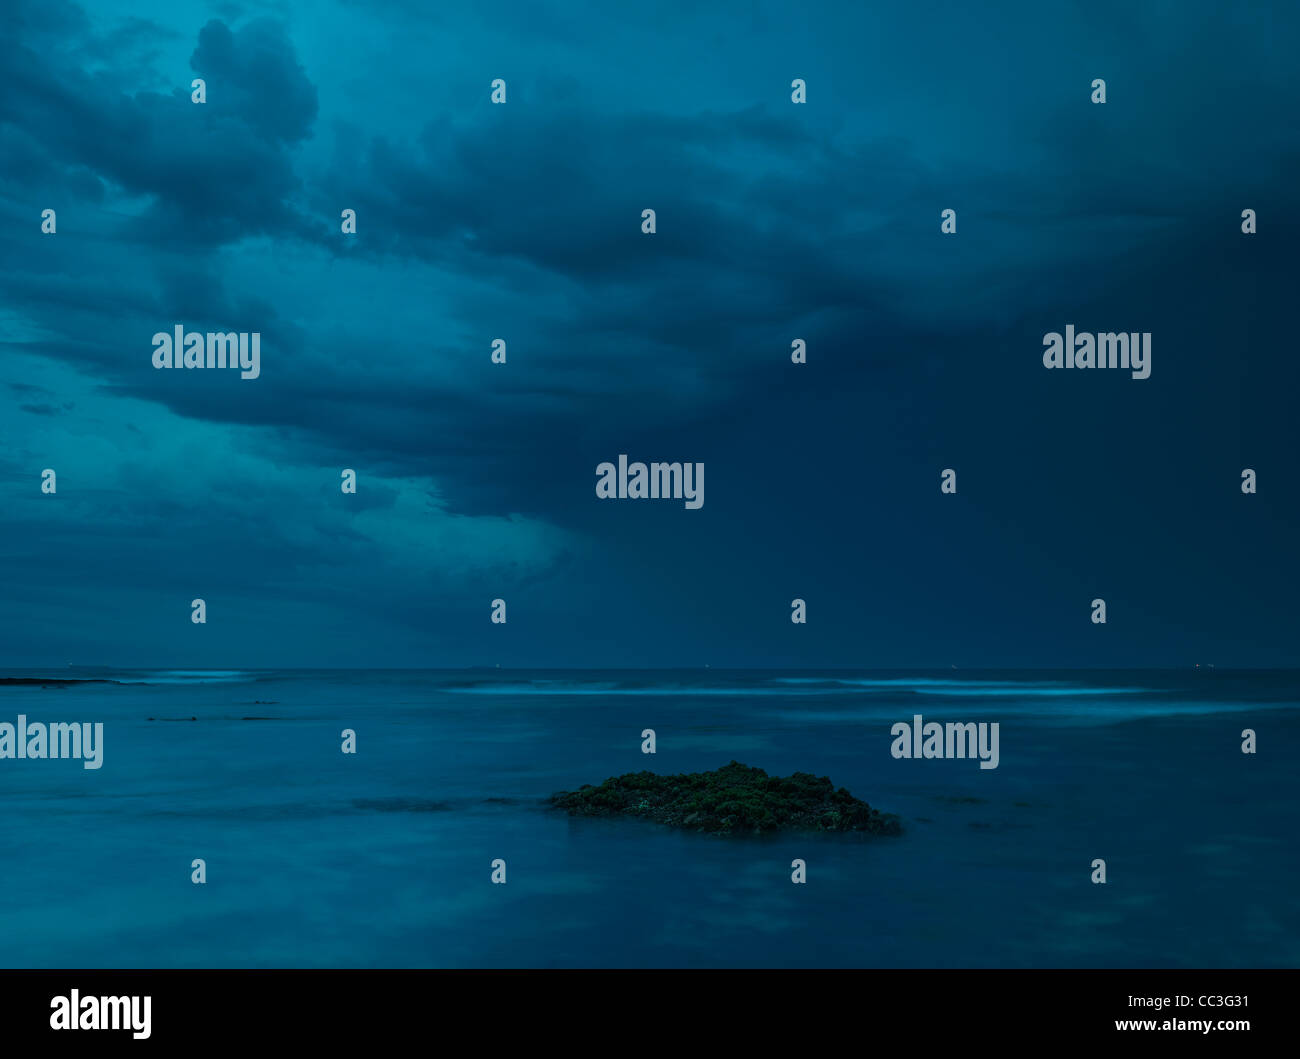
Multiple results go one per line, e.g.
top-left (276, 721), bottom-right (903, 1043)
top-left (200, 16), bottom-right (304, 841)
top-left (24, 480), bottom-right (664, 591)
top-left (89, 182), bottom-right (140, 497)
top-left (0, 668), bottom-right (1295, 967)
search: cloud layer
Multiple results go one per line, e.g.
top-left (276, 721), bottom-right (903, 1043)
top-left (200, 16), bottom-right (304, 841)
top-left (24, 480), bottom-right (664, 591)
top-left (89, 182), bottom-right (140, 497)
top-left (2, 0), bottom-right (1297, 667)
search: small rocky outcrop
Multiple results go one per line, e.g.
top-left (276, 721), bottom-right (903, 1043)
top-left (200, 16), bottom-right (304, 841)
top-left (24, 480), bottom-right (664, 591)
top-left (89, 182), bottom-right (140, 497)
top-left (551, 760), bottom-right (902, 836)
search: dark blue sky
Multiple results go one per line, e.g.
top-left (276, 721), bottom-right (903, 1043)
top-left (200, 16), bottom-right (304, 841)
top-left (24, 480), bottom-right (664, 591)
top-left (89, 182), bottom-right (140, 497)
top-left (2, 0), bottom-right (1297, 668)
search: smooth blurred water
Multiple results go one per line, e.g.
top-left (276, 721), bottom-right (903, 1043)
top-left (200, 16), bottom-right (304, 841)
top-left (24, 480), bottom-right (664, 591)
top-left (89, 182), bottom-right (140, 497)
top-left (0, 668), bottom-right (1295, 967)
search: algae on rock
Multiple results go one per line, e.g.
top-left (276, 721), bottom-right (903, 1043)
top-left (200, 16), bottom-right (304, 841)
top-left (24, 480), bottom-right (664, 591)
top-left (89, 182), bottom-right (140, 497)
top-left (550, 760), bottom-right (902, 836)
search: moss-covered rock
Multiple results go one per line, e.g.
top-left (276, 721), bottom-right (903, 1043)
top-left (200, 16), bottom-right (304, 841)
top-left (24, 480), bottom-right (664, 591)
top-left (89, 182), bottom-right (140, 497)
top-left (550, 760), bottom-right (902, 836)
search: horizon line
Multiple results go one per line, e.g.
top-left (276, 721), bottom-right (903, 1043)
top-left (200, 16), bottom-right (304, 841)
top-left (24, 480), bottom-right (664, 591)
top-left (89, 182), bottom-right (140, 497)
top-left (0, 664), bottom-right (1290, 673)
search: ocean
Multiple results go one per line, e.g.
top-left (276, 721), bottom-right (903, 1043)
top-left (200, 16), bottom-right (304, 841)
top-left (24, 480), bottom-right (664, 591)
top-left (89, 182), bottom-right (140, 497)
top-left (0, 668), bottom-right (1295, 968)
